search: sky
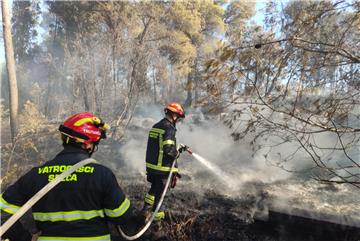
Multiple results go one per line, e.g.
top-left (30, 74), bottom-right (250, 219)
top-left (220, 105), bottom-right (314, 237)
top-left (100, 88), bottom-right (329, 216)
top-left (0, 0), bottom-right (269, 66)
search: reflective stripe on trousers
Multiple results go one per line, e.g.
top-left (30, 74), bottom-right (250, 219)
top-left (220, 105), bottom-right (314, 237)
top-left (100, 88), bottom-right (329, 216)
top-left (144, 193), bottom-right (155, 205)
top-left (38, 234), bottom-right (111, 241)
top-left (153, 211), bottom-right (165, 221)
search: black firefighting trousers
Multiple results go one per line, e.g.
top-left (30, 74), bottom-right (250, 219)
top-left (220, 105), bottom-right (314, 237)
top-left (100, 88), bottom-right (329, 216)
top-left (145, 174), bottom-right (167, 212)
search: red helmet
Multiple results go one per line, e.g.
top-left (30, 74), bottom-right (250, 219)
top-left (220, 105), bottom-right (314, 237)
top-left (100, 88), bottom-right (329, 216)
top-left (164, 102), bottom-right (185, 118)
top-left (59, 112), bottom-right (109, 145)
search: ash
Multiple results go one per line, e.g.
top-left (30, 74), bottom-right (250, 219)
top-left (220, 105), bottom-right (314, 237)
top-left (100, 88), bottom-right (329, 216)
top-left (115, 171), bottom-right (360, 241)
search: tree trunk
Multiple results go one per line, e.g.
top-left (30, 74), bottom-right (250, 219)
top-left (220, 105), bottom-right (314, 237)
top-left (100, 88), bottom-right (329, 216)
top-left (44, 17), bottom-right (58, 118)
top-left (152, 67), bottom-right (157, 103)
top-left (184, 72), bottom-right (193, 108)
top-left (2, 0), bottom-right (19, 144)
top-left (44, 74), bottom-right (53, 117)
top-left (82, 75), bottom-right (90, 112)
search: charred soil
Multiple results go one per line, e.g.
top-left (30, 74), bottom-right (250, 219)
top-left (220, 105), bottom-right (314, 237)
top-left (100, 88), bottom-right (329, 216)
top-left (112, 179), bottom-right (360, 241)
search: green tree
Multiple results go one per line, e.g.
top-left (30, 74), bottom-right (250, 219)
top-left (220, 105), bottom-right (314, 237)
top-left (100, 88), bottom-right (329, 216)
top-left (12, 0), bottom-right (40, 63)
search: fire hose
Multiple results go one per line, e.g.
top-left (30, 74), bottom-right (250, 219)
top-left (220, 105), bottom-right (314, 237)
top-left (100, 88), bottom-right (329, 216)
top-left (0, 146), bottom-right (192, 240)
top-left (117, 145), bottom-right (192, 240)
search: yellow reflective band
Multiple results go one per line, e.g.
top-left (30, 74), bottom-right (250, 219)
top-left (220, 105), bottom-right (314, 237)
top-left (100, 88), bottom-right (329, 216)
top-left (74, 118), bottom-right (94, 127)
top-left (146, 163), bottom-right (178, 172)
top-left (144, 198), bottom-right (154, 205)
top-left (145, 194), bottom-right (155, 201)
top-left (38, 234), bottom-right (111, 241)
top-left (150, 128), bottom-right (165, 134)
top-left (0, 194), bottom-right (20, 214)
top-left (153, 211), bottom-right (165, 221)
top-left (158, 133), bottom-right (164, 166)
top-left (163, 139), bottom-right (175, 145)
top-left (144, 194), bottom-right (155, 205)
top-left (104, 198), bottom-right (130, 218)
top-left (33, 209), bottom-right (105, 222)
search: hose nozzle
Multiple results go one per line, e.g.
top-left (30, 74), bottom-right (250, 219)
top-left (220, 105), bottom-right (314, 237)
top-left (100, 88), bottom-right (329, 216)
top-left (179, 143), bottom-right (192, 155)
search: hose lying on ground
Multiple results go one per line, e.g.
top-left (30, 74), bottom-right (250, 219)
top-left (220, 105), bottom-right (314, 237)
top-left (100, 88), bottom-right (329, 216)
top-left (117, 159), bottom-right (177, 240)
top-left (0, 158), bottom-right (97, 237)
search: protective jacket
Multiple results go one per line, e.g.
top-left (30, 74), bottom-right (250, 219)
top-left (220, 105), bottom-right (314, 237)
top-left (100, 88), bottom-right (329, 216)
top-left (145, 118), bottom-right (179, 176)
top-left (0, 146), bottom-right (134, 241)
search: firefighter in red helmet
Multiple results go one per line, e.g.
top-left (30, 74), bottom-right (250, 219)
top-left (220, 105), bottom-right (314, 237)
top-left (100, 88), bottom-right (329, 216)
top-left (143, 102), bottom-right (187, 223)
top-left (1, 112), bottom-right (140, 241)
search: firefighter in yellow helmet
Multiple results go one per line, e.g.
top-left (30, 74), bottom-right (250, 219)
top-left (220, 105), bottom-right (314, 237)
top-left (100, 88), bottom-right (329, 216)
top-left (143, 102), bottom-right (187, 222)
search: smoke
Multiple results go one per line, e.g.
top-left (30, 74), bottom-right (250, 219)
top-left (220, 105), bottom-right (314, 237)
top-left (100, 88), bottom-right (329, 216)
top-left (118, 103), bottom-right (359, 188)
top-left (117, 104), bottom-right (360, 225)
top-left (119, 106), bottom-right (163, 175)
top-left (119, 104), bottom-right (295, 194)
top-left (177, 116), bottom-right (294, 190)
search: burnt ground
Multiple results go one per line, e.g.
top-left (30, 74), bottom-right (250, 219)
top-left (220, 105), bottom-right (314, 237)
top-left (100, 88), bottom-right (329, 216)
top-left (1, 132), bottom-right (359, 241)
top-left (110, 177), bottom-right (360, 241)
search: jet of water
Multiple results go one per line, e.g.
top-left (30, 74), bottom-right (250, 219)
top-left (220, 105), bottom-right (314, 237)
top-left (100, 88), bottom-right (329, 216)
top-left (192, 152), bottom-right (237, 190)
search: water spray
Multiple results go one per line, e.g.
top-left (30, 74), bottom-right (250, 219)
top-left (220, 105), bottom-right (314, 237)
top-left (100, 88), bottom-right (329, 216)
top-left (182, 144), bottom-right (237, 190)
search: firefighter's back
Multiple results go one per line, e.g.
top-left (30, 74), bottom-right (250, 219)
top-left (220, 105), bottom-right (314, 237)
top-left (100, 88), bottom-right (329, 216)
top-left (1, 113), bottom-right (134, 241)
top-left (17, 147), bottom-right (114, 240)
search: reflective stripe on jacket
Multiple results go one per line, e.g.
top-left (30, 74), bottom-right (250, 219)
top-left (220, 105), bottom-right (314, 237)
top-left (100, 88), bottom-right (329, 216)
top-left (0, 146), bottom-right (133, 238)
top-left (145, 118), bottom-right (179, 175)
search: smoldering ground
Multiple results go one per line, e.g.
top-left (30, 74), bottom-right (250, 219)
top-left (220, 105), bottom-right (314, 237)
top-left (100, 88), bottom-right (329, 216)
top-left (105, 104), bottom-right (359, 228)
top-left (115, 103), bottom-right (359, 187)
top-left (1, 102), bottom-right (358, 241)
top-left (118, 104), bottom-right (294, 188)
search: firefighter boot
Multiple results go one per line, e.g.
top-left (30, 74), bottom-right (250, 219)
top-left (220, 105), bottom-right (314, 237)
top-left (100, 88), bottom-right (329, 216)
top-left (150, 212), bottom-right (166, 240)
top-left (142, 193), bottom-right (155, 222)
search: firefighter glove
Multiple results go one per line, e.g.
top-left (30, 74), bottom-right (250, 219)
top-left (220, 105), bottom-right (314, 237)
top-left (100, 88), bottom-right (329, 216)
top-left (178, 144), bottom-right (189, 153)
top-left (171, 173), bottom-right (182, 188)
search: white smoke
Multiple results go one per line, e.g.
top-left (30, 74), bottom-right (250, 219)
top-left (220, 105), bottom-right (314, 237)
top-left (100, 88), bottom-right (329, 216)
top-left (119, 104), bottom-right (294, 192)
top-left (119, 103), bottom-right (359, 188)
top-left (114, 103), bottom-right (360, 225)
